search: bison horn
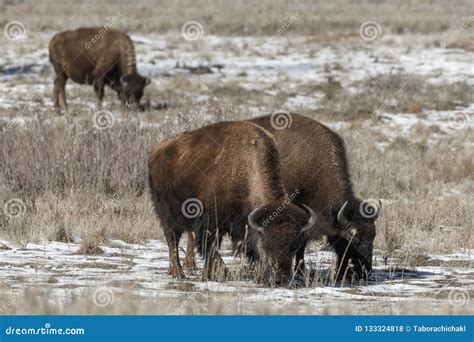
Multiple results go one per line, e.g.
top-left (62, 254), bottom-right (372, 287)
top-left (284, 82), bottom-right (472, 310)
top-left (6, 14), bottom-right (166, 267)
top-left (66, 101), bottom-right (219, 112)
top-left (337, 200), bottom-right (352, 229)
top-left (248, 207), bottom-right (264, 233)
top-left (301, 204), bottom-right (317, 232)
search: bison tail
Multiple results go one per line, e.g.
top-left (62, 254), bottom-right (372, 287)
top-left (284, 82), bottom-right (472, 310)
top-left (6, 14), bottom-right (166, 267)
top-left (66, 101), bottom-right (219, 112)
top-left (148, 173), bottom-right (161, 219)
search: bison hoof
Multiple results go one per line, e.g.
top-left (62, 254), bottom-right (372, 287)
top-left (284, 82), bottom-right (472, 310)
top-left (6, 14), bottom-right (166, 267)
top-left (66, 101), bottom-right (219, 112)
top-left (168, 267), bottom-right (186, 279)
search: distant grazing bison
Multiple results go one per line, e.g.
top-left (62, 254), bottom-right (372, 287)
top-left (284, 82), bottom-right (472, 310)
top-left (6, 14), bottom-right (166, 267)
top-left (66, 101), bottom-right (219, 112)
top-left (249, 113), bottom-right (381, 281)
top-left (49, 27), bottom-right (150, 113)
top-left (148, 121), bottom-right (316, 285)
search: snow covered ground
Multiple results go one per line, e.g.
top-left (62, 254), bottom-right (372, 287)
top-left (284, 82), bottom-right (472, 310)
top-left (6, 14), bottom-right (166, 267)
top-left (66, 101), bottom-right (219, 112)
top-left (0, 237), bottom-right (472, 314)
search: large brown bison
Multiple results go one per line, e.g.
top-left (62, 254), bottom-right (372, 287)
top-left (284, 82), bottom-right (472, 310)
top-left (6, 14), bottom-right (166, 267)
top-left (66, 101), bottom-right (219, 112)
top-left (184, 114), bottom-right (381, 282)
top-left (249, 113), bottom-right (381, 281)
top-left (49, 27), bottom-right (150, 113)
top-left (148, 121), bottom-right (316, 285)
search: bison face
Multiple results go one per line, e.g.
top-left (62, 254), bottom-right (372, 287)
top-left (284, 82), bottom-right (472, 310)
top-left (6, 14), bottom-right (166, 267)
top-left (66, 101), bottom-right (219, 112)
top-left (248, 201), bottom-right (316, 286)
top-left (120, 74), bottom-right (151, 111)
top-left (333, 199), bottom-right (381, 279)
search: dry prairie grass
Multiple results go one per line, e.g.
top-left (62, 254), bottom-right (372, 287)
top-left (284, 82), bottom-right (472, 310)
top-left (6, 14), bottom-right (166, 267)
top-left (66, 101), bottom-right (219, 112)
top-left (1, 0), bottom-right (473, 37)
top-left (1, 98), bottom-right (472, 256)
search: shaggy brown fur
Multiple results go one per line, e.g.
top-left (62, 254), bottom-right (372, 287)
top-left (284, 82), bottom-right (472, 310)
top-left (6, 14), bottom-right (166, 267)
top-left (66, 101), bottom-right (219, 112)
top-left (249, 114), bottom-right (380, 280)
top-left (49, 27), bottom-right (150, 113)
top-left (148, 121), bottom-right (314, 284)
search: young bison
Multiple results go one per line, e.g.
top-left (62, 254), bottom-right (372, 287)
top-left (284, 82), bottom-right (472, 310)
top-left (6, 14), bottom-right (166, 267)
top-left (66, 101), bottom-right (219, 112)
top-left (148, 121), bottom-right (316, 285)
top-left (49, 27), bottom-right (150, 113)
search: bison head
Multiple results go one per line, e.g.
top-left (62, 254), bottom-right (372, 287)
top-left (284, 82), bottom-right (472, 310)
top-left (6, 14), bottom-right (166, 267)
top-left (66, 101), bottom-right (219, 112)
top-left (332, 198), bottom-right (381, 280)
top-left (248, 201), bottom-right (316, 286)
top-left (120, 74), bottom-right (151, 111)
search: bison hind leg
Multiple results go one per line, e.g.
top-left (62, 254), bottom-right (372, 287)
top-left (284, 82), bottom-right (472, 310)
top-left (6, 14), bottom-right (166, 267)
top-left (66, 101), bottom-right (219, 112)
top-left (164, 228), bottom-right (186, 279)
top-left (53, 72), bottom-right (68, 114)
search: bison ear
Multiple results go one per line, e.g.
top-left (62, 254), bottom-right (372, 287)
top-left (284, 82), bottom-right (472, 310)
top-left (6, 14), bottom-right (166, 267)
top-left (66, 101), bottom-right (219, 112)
top-left (144, 77), bottom-right (151, 86)
top-left (120, 74), bottom-right (132, 85)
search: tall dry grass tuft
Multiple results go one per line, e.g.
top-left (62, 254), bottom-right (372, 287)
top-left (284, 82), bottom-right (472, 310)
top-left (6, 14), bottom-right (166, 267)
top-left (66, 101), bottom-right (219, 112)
top-left (1, 0), bottom-right (472, 36)
top-left (1, 116), bottom-right (160, 198)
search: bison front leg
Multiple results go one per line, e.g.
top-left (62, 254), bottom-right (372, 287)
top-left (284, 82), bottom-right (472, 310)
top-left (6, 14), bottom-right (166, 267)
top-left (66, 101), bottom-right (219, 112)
top-left (328, 235), bottom-right (366, 283)
top-left (294, 240), bottom-right (307, 277)
top-left (164, 229), bottom-right (185, 279)
top-left (53, 73), bottom-right (68, 114)
top-left (93, 76), bottom-right (105, 109)
top-left (184, 231), bottom-right (196, 270)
